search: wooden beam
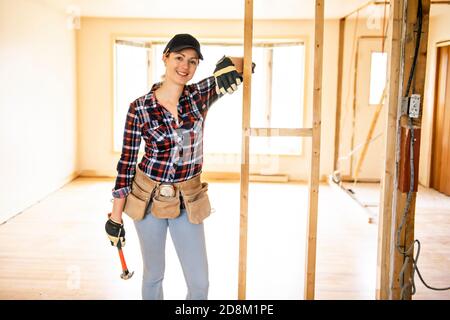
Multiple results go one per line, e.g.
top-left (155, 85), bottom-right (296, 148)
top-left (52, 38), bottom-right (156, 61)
top-left (304, 0), bottom-right (324, 300)
top-left (247, 128), bottom-right (313, 137)
top-left (265, 48), bottom-right (273, 128)
top-left (376, 0), bottom-right (404, 300)
top-left (349, 39), bottom-right (360, 178)
top-left (238, 0), bottom-right (253, 300)
top-left (436, 40), bottom-right (450, 47)
top-left (391, 0), bottom-right (430, 300)
top-left (334, 18), bottom-right (346, 171)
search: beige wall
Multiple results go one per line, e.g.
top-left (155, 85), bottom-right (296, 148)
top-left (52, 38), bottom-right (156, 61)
top-left (419, 6), bottom-right (450, 187)
top-left (337, 15), bottom-right (390, 179)
top-left (0, 0), bottom-right (78, 223)
top-left (77, 17), bottom-right (340, 182)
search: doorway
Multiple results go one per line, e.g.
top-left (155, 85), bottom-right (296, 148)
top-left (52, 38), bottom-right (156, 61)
top-left (431, 44), bottom-right (450, 196)
top-left (351, 37), bottom-right (388, 180)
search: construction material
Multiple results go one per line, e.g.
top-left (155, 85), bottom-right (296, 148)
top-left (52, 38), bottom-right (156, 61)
top-left (304, 0), bottom-right (324, 301)
top-left (237, 0), bottom-right (324, 300)
top-left (333, 18), bottom-right (346, 172)
top-left (247, 128), bottom-right (312, 137)
top-left (328, 175), bottom-right (377, 224)
top-left (238, 0), bottom-right (253, 301)
top-left (376, 0), bottom-right (403, 300)
top-left (377, 0), bottom-right (431, 300)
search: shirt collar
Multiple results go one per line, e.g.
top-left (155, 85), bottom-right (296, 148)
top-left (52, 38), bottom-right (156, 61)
top-left (147, 82), bottom-right (191, 107)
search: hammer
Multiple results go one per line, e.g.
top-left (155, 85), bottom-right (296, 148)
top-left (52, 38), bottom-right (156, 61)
top-left (108, 212), bottom-right (134, 280)
top-left (117, 241), bottom-right (134, 280)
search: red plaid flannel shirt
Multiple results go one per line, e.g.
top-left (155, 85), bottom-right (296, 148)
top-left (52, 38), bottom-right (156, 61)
top-left (112, 76), bottom-right (219, 198)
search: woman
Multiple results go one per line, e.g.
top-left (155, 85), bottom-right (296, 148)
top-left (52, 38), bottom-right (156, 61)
top-left (105, 34), bottom-right (247, 300)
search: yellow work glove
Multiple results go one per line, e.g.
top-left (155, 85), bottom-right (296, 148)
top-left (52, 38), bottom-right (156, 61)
top-left (213, 56), bottom-right (242, 95)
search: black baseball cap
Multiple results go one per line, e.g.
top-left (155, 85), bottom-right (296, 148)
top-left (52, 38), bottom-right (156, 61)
top-left (163, 34), bottom-right (203, 60)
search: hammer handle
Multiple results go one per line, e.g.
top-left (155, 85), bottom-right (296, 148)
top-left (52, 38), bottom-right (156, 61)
top-left (118, 248), bottom-right (128, 272)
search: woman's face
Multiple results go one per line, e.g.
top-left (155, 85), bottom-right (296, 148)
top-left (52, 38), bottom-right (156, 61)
top-left (163, 48), bottom-right (199, 85)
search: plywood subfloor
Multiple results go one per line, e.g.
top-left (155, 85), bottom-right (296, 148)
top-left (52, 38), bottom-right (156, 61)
top-left (0, 178), bottom-right (448, 299)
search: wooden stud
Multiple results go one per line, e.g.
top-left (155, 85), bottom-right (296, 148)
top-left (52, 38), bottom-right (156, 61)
top-left (265, 48), bottom-right (274, 128)
top-left (349, 40), bottom-right (360, 177)
top-left (376, 0), bottom-right (403, 300)
top-left (304, 0), bottom-right (324, 300)
top-left (237, 0), bottom-right (325, 301)
top-left (247, 128), bottom-right (313, 137)
top-left (334, 18), bottom-right (346, 172)
top-left (390, 0), bottom-right (430, 300)
top-left (238, 0), bottom-right (253, 300)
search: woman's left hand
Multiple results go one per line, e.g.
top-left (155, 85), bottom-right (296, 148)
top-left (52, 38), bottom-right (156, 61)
top-left (213, 56), bottom-right (242, 95)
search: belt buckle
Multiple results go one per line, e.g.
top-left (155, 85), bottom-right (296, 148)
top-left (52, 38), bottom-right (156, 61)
top-left (159, 184), bottom-right (175, 197)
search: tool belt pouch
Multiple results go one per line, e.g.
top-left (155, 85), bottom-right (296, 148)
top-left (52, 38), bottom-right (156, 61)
top-left (182, 182), bottom-right (211, 224)
top-left (150, 187), bottom-right (181, 219)
top-left (123, 180), bottom-right (153, 221)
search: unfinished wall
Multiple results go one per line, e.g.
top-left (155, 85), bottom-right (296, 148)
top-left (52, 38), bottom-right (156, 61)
top-left (77, 17), bottom-right (340, 182)
top-left (336, 4), bottom-right (450, 187)
top-left (419, 5), bottom-right (450, 187)
top-left (0, 0), bottom-right (78, 223)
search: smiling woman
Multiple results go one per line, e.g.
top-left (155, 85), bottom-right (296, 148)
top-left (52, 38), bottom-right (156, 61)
top-left (107, 33), bottom-right (250, 300)
top-left (156, 49), bottom-right (200, 118)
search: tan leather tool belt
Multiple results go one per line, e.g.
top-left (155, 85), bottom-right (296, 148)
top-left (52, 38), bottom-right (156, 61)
top-left (123, 166), bottom-right (211, 224)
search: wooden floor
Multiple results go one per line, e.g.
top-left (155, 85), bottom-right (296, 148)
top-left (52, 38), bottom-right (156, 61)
top-left (0, 178), bottom-right (448, 300)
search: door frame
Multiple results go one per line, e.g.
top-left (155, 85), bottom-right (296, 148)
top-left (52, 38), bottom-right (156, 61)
top-left (430, 43), bottom-right (450, 194)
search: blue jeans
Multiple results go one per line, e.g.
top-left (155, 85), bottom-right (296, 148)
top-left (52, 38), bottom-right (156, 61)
top-left (133, 208), bottom-right (209, 300)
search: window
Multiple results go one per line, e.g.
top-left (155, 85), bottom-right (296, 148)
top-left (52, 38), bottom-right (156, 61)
top-left (369, 51), bottom-right (388, 105)
top-left (113, 41), bottom-right (150, 152)
top-left (114, 40), bottom-right (306, 155)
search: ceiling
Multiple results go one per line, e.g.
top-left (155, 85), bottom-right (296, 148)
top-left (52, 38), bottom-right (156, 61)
top-left (41, 0), bottom-right (383, 20)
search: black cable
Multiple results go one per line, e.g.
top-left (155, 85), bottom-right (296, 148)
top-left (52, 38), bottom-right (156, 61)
top-left (404, 0), bottom-right (422, 97)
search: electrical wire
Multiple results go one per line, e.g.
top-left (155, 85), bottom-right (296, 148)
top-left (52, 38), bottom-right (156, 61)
top-left (395, 0), bottom-right (450, 299)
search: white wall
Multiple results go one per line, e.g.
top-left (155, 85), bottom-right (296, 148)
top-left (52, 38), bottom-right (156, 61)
top-left (419, 6), bottom-right (450, 187)
top-left (77, 18), bottom-right (340, 182)
top-left (0, 0), bottom-right (78, 223)
top-left (337, 15), bottom-right (390, 179)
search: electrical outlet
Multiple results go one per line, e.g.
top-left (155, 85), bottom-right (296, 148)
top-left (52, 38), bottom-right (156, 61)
top-left (409, 94), bottom-right (421, 118)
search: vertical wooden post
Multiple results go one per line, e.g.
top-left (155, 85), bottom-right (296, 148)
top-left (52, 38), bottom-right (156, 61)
top-left (238, 0), bottom-right (253, 300)
top-left (333, 18), bottom-right (345, 172)
top-left (376, 0), bottom-right (404, 300)
top-left (349, 40), bottom-right (360, 177)
top-left (304, 0), bottom-right (324, 300)
top-left (390, 0), bottom-right (430, 300)
top-left (377, 0), bottom-right (430, 300)
top-left (264, 48), bottom-right (274, 128)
